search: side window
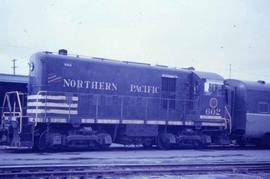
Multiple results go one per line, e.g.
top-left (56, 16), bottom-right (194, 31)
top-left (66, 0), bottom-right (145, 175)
top-left (258, 102), bottom-right (269, 113)
top-left (204, 81), bottom-right (210, 93)
top-left (204, 80), bottom-right (223, 96)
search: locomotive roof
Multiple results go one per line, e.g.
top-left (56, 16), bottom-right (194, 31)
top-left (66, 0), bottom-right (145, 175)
top-left (33, 51), bottom-right (225, 81)
top-left (193, 71), bottom-right (224, 81)
top-left (33, 52), bottom-right (195, 73)
top-left (225, 79), bottom-right (270, 92)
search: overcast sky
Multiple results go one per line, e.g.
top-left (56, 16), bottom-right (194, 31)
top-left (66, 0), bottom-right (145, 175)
top-left (0, 0), bottom-right (270, 82)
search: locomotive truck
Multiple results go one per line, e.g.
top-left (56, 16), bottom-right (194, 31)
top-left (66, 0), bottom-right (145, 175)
top-left (0, 49), bottom-right (269, 150)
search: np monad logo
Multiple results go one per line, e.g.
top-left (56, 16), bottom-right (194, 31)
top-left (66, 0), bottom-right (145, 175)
top-left (209, 97), bottom-right (218, 108)
top-left (205, 97), bottom-right (221, 116)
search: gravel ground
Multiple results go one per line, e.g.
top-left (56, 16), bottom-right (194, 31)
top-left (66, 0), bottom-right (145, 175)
top-left (0, 147), bottom-right (270, 166)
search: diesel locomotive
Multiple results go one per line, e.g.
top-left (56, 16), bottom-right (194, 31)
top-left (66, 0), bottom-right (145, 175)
top-left (0, 49), bottom-right (269, 150)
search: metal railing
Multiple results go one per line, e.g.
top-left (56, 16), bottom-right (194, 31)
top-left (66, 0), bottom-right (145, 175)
top-left (1, 91), bottom-right (27, 133)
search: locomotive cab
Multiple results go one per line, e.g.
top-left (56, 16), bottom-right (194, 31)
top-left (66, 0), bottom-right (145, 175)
top-left (189, 72), bottom-right (229, 145)
top-left (193, 72), bottom-right (226, 125)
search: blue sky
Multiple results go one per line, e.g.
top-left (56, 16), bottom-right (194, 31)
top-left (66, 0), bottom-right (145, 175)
top-left (0, 0), bottom-right (270, 82)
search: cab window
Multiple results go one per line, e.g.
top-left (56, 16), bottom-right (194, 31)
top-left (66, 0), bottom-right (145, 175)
top-left (204, 80), bottom-right (223, 96)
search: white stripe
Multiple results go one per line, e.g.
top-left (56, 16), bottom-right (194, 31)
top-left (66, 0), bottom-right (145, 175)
top-left (48, 77), bottom-right (62, 83)
top-left (28, 117), bottom-right (34, 122)
top-left (27, 102), bottom-right (78, 108)
top-left (3, 117), bottom-right (18, 121)
top-left (50, 118), bottom-right (67, 123)
top-left (29, 118), bottom-right (44, 122)
top-left (246, 113), bottom-right (270, 138)
top-left (28, 118), bottom-right (67, 123)
top-left (36, 118), bottom-right (45, 122)
top-left (247, 113), bottom-right (270, 117)
top-left (185, 121), bottom-right (194, 126)
top-left (81, 118), bottom-right (95, 123)
top-left (28, 117), bottom-right (225, 126)
top-left (97, 119), bottom-right (120, 124)
top-left (146, 120), bottom-right (166, 125)
top-left (168, 121), bottom-right (183, 125)
top-left (122, 120), bottom-right (144, 124)
top-left (28, 95), bottom-right (78, 101)
top-left (27, 109), bottom-right (78, 115)
top-left (48, 75), bottom-right (57, 80)
top-left (201, 122), bottom-right (225, 127)
top-left (200, 115), bottom-right (224, 120)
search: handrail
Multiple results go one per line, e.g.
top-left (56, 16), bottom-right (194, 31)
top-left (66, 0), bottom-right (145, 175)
top-left (34, 91), bottom-right (48, 126)
top-left (225, 105), bottom-right (232, 134)
top-left (15, 91), bottom-right (23, 133)
top-left (1, 91), bottom-right (25, 133)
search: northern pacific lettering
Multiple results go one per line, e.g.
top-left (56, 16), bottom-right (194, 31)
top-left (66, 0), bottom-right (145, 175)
top-left (63, 79), bottom-right (159, 94)
top-left (63, 79), bottom-right (118, 91)
top-left (130, 84), bottom-right (159, 94)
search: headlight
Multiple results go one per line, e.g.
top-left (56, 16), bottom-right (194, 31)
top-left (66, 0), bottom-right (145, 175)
top-left (29, 63), bottom-right (34, 72)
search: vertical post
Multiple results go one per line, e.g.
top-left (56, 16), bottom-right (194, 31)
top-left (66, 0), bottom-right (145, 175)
top-left (11, 59), bottom-right (17, 75)
top-left (16, 92), bottom-right (23, 133)
top-left (229, 64), bottom-right (232, 79)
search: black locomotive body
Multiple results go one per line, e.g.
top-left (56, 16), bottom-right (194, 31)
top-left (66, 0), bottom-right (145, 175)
top-left (0, 50), bottom-right (269, 150)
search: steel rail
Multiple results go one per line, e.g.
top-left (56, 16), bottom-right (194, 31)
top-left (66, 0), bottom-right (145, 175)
top-left (0, 163), bottom-right (270, 178)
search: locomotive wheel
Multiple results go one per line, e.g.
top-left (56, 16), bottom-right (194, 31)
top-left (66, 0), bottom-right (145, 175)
top-left (142, 138), bottom-right (154, 149)
top-left (261, 134), bottom-right (270, 148)
top-left (156, 133), bottom-right (175, 150)
top-left (237, 137), bottom-right (246, 147)
top-left (177, 138), bottom-right (202, 149)
top-left (98, 143), bottom-right (111, 150)
top-left (96, 133), bottom-right (112, 150)
top-left (156, 136), bottom-right (166, 149)
top-left (36, 131), bottom-right (48, 151)
top-left (192, 140), bottom-right (203, 149)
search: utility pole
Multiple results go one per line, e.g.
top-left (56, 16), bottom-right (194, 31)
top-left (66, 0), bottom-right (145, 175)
top-left (11, 59), bottom-right (17, 75)
top-left (229, 64), bottom-right (232, 79)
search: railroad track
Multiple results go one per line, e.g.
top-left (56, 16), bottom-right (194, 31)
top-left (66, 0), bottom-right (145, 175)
top-left (0, 163), bottom-right (270, 178)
